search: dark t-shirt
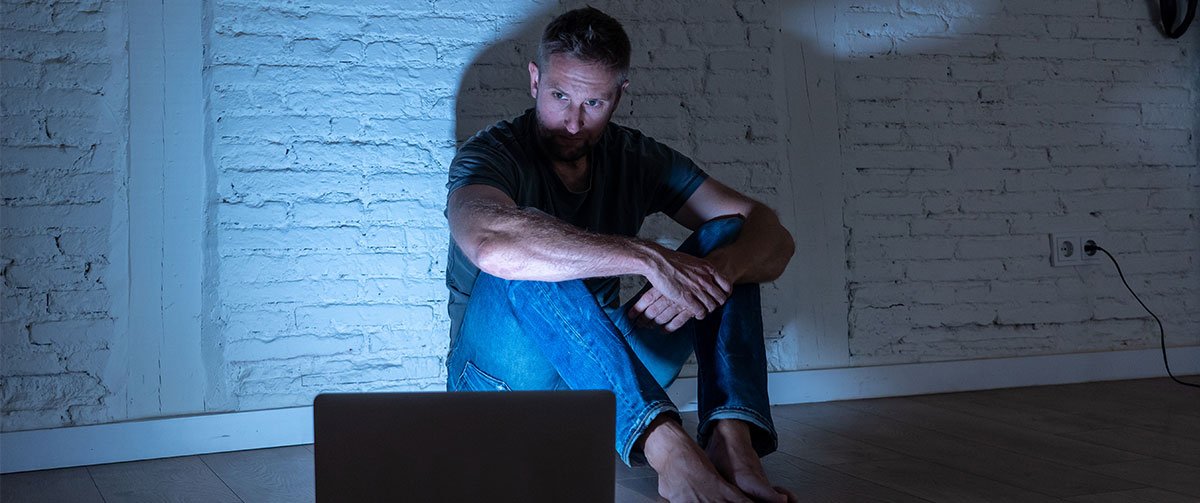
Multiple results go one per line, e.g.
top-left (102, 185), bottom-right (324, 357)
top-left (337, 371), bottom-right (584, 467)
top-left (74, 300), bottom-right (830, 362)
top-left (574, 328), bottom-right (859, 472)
top-left (445, 108), bottom-right (708, 343)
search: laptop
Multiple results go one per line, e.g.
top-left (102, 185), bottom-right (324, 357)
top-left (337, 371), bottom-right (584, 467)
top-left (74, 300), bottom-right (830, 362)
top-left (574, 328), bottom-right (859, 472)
top-left (314, 390), bottom-right (616, 502)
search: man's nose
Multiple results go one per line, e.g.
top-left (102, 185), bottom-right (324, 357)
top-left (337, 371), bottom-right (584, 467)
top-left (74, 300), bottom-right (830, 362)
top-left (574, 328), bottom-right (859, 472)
top-left (563, 106), bottom-right (584, 135)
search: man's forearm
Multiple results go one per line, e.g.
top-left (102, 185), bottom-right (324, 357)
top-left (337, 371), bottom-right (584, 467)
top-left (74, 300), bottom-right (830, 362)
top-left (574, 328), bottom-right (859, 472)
top-left (707, 204), bottom-right (794, 284)
top-left (466, 201), bottom-right (659, 282)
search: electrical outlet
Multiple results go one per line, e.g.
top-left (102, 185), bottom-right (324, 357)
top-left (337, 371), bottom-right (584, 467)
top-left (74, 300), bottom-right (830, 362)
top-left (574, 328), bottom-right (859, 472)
top-left (1050, 232), bottom-right (1101, 267)
top-left (1079, 235), bottom-right (1102, 264)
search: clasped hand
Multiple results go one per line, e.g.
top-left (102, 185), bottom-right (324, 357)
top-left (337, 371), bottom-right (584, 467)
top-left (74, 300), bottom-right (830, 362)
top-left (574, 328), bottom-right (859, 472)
top-left (628, 249), bottom-right (733, 333)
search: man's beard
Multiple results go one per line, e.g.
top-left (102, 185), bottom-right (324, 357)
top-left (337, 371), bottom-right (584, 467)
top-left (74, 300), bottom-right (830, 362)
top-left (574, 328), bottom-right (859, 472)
top-left (534, 116), bottom-right (597, 163)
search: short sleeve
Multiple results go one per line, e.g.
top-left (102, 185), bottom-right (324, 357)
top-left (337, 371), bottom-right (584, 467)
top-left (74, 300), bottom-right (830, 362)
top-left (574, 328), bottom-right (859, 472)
top-left (644, 142), bottom-right (709, 217)
top-left (446, 142), bottom-right (519, 201)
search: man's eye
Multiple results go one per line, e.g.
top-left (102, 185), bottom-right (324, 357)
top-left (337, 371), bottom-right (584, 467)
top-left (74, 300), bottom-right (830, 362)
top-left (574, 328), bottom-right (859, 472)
top-left (586, 100), bottom-right (600, 107)
top-left (552, 92), bottom-right (566, 100)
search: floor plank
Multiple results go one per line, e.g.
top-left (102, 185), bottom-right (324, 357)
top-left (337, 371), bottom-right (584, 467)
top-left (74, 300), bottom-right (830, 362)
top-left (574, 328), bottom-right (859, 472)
top-left (0, 467), bottom-right (106, 503)
top-left (774, 402), bottom-right (1143, 498)
top-left (200, 446), bottom-right (314, 503)
top-left (913, 391), bottom-right (1119, 435)
top-left (616, 476), bottom-right (661, 500)
top-left (827, 457), bottom-right (1060, 503)
top-left (614, 480), bottom-right (660, 503)
top-left (1066, 487), bottom-right (1200, 503)
top-left (757, 452), bottom-right (932, 503)
top-left (88, 455), bottom-right (242, 503)
top-left (1083, 459), bottom-right (1200, 498)
top-left (974, 383), bottom-right (1200, 441)
top-left (771, 412), bottom-right (907, 466)
top-left (1060, 426), bottom-right (1200, 468)
top-left (1077, 378), bottom-right (1200, 416)
top-left (838, 396), bottom-right (1148, 466)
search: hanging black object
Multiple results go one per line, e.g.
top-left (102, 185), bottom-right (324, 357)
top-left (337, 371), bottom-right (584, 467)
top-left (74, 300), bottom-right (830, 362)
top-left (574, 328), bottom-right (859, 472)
top-left (1159, 0), bottom-right (1197, 38)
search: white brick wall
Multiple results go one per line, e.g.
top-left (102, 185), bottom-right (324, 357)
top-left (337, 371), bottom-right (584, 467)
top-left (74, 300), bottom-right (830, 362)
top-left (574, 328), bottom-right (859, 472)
top-left (208, 0), bottom-right (788, 409)
top-left (2, 0), bottom-right (1197, 430)
top-left (839, 0), bottom-right (1199, 363)
top-left (1, 0), bottom-right (128, 431)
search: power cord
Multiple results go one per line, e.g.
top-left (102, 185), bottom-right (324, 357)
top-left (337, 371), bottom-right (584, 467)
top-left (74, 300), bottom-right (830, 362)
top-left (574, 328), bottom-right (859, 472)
top-left (1085, 241), bottom-right (1200, 388)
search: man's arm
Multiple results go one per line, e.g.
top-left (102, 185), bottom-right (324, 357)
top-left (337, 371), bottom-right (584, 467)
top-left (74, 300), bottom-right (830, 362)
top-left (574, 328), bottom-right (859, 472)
top-left (628, 178), bottom-right (795, 332)
top-left (448, 184), bottom-right (732, 316)
top-left (670, 178), bottom-right (795, 284)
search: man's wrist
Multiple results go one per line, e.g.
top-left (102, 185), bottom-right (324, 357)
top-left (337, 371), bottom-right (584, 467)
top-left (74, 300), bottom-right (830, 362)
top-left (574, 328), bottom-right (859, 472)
top-left (627, 239), bottom-right (665, 281)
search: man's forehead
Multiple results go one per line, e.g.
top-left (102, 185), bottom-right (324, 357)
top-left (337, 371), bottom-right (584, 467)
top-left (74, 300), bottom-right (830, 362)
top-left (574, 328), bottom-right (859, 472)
top-left (540, 54), bottom-right (625, 91)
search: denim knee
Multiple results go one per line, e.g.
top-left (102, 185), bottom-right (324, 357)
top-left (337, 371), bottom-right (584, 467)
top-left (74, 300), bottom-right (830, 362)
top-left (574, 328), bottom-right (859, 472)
top-left (678, 215), bottom-right (745, 257)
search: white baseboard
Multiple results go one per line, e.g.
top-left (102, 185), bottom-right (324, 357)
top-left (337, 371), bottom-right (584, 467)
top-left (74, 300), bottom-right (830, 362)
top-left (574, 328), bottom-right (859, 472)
top-left (4, 346), bottom-right (1197, 474)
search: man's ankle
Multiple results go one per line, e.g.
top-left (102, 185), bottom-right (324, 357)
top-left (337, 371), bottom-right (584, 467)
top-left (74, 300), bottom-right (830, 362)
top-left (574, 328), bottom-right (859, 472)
top-left (711, 418), bottom-right (752, 442)
top-left (639, 415), bottom-right (693, 468)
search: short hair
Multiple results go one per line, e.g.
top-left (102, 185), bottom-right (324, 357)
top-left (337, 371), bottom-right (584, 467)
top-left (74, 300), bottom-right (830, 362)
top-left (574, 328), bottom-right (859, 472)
top-left (536, 7), bottom-right (631, 81)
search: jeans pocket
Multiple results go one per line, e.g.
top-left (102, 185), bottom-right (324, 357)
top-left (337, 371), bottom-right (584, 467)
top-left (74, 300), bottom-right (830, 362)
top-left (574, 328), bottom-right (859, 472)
top-left (458, 360), bottom-right (512, 392)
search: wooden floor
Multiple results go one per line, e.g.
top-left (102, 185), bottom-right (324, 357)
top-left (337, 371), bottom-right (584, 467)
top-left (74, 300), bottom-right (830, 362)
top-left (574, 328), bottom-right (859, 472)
top-left (4, 377), bottom-right (1199, 502)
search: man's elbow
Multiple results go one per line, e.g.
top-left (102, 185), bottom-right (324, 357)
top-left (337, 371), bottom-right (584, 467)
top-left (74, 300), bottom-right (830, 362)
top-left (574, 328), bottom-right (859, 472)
top-left (764, 224), bottom-right (795, 281)
top-left (471, 236), bottom-right (517, 279)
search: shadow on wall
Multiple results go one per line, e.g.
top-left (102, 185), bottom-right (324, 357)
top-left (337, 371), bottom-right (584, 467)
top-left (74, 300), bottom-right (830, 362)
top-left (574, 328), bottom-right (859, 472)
top-left (448, 0), bottom-right (814, 373)
top-left (449, 0), bottom-right (1188, 368)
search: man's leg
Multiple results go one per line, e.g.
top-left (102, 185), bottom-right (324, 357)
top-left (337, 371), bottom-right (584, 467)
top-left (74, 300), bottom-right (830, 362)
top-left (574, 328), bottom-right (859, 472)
top-left (446, 269), bottom-right (680, 466)
top-left (614, 215), bottom-right (777, 454)
top-left (616, 215), bottom-right (789, 501)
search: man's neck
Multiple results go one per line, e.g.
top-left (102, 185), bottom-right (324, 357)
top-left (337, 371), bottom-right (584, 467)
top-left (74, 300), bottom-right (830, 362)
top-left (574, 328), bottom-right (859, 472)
top-left (552, 157), bottom-right (591, 193)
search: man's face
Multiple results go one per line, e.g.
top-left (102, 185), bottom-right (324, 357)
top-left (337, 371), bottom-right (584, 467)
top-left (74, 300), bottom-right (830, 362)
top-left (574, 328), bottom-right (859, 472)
top-left (528, 54), bottom-right (628, 164)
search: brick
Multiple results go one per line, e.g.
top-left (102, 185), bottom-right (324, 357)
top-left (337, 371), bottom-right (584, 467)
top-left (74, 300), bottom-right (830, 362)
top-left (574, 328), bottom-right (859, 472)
top-left (897, 35), bottom-right (997, 57)
top-left (296, 303), bottom-right (435, 330)
top-left (1005, 0), bottom-right (1096, 17)
top-left (29, 318), bottom-right (112, 347)
top-left (1095, 41), bottom-right (1187, 62)
top-left (227, 334), bottom-right (362, 362)
top-left (998, 38), bottom-right (1093, 59)
top-left (960, 192), bottom-right (1062, 214)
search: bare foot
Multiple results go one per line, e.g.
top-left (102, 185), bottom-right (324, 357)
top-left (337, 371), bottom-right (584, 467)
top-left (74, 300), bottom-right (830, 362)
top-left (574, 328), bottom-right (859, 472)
top-left (704, 420), bottom-right (797, 503)
top-left (640, 415), bottom-right (753, 502)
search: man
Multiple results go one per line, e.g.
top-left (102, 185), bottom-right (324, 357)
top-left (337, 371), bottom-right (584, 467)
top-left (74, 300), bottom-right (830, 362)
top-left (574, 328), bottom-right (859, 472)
top-left (445, 7), bottom-right (797, 502)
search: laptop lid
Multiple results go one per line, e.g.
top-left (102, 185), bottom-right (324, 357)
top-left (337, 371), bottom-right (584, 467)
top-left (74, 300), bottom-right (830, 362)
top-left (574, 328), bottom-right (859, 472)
top-left (314, 390), bottom-right (615, 503)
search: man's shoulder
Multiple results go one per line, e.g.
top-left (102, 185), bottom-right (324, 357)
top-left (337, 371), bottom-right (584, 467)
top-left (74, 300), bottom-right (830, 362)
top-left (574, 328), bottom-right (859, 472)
top-left (602, 120), bottom-right (682, 162)
top-left (459, 110), bottom-right (535, 157)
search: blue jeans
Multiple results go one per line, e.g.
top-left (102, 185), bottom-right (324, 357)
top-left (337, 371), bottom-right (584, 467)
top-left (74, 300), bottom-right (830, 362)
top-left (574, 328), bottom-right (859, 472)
top-left (445, 216), bottom-right (777, 466)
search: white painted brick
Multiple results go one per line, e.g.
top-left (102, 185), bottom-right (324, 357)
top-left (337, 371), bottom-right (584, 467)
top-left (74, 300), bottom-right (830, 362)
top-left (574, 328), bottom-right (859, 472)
top-left (843, 149), bottom-right (952, 170)
top-left (1101, 85), bottom-right (1190, 104)
top-left (955, 235), bottom-right (1045, 259)
top-left (222, 227), bottom-right (364, 252)
top-left (221, 279), bottom-right (361, 306)
top-left (901, 0), bottom-right (1004, 17)
top-left (995, 301), bottom-right (1092, 324)
top-left (1074, 19), bottom-right (1142, 39)
top-left (227, 334), bottom-right (362, 362)
top-left (905, 259), bottom-right (1007, 281)
top-left (1138, 147), bottom-right (1198, 166)
top-left (908, 303), bottom-right (996, 327)
top-left (1, 373), bottom-right (104, 410)
top-left (29, 318), bottom-right (112, 348)
top-left (896, 35), bottom-right (997, 57)
top-left (48, 289), bottom-right (109, 314)
top-left (295, 303), bottom-right (435, 330)
top-left (219, 202), bottom-right (290, 229)
top-left (911, 217), bottom-right (1011, 237)
top-left (1095, 41), bottom-right (1188, 62)
top-left (1005, 0), bottom-right (1096, 17)
top-left (960, 192), bottom-right (1062, 214)
top-left (1049, 146), bottom-right (1140, 167)
top-left (947, 16), bottom-right (1046, 36)
top-left (997, 38), bottom-right (1094, 59)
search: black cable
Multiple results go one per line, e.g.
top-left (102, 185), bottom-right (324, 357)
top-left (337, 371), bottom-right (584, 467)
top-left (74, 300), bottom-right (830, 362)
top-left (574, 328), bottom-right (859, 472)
top-left (1087, 242), bottom-right (1200, 388)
